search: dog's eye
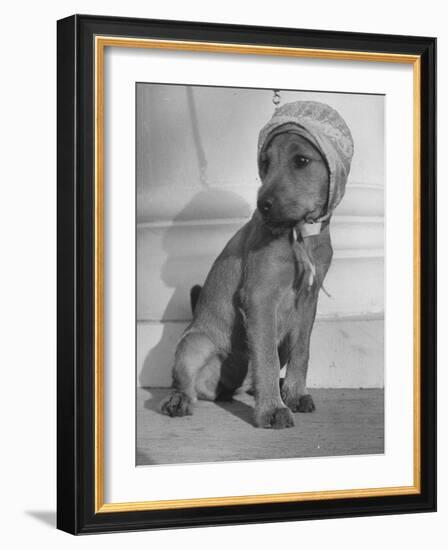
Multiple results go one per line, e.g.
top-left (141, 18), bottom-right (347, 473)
top-left (259, 156), bottom-right (270, 175)
top-left (293, 155), bottom-right (310, 169)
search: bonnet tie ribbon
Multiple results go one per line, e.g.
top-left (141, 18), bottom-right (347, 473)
top-left (292, 227), bottom-right (331, 298)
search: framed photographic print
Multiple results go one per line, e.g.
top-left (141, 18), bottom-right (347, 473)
top-left (57, 14), bottom-right (436, 534)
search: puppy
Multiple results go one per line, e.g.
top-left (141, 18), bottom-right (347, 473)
top-left (160, 101), bottom-right (354, 428)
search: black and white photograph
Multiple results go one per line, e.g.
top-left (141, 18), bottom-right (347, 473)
top-left (136, 84), bottom-right (385, 466)
top-left (0, 0), bottom-right (441, 543)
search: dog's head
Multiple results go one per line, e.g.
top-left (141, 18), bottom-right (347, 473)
top-left (257, 101), bottom-right (354, 233)
top-left (257, 131), bottom-right (329, 229)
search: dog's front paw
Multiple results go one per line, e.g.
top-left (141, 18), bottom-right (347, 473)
top-left (160, 391), bottom-right (193, 417)
top-left (296, 394), bottom-right (315, 412)
top-left (255, 406), bottom-right (295, 429)
top-left (282, 386), bottom-right (316, 413)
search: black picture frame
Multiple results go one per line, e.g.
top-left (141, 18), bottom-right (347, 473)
top-left (57, 14), bottom-right (436, 535)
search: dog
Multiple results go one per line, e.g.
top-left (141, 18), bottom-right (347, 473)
top-left (160, 101), bottom-right (354, 428)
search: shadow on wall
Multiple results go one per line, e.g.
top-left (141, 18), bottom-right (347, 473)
top-left (138, 188), bottom-right (251, 387)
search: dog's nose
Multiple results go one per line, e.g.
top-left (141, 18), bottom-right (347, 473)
top-left (258, 197), bottom-right (274, 214)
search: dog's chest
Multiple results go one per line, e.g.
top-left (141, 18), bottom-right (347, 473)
top-left (275, 241), bottom-right (318, 338)
top-left (276, 285), bottom-right (306, 339)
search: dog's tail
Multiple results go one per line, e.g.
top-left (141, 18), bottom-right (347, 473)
top-left (190, 284), bottom-right (202, 314)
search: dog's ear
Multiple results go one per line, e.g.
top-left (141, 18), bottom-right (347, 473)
top-left (190, 285), bottom-right (202, 314)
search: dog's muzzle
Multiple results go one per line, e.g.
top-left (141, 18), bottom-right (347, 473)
top-left (257, 197), bottom-right (274, 215)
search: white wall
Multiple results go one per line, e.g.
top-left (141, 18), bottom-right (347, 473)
top-left (136, 84), bottom-right (385, 387)
top-left (1, 1), bottom-right (445, 549)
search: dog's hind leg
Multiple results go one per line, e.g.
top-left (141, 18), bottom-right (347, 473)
top-left (195, 355), bottom-right (222, 401)
top-left (160, 332), bottom-right (218, 417)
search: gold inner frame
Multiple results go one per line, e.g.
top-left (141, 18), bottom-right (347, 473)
top-left (94, 36), bottom-right (421, 513)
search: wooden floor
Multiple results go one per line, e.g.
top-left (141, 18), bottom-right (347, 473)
top-left (137, 387), bottom-right (384, 466)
